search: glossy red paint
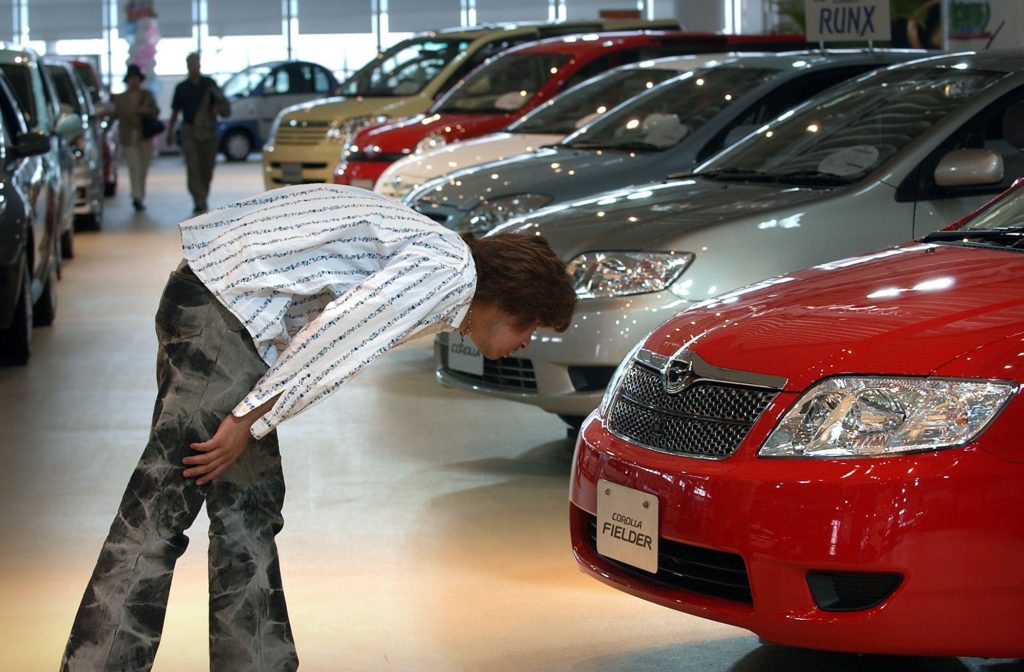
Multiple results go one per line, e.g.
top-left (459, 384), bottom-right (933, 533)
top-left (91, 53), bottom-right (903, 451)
top-left (334, 31), bottom-right (807, 188)
top-left (569, 183), bottom-right (1024, 657)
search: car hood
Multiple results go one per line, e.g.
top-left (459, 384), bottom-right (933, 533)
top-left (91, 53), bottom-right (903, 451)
top-left (361, 112), bottom-right (515, 151)
top-left (375, 132), bottom-right (561, 198)
top-left (644, 243), bottom-right (1024, 390)
top-left (278, 95), bottom-right (426, 123)
top-left (499, 177), bottom-right (827, 258)
top-left (417, 145), bottom-right (692, 211)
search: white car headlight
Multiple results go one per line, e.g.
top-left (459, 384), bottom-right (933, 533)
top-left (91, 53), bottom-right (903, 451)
top-left (567, 251), bottom-right (694, 299)
top-left (760, 376), bottom-right (1016, 458)
top-left (415, 132), bottom-right (447, 154)
top-left (327, 114), bottom-right (388, 145)
top-left (598, 340), bottom-right (645, 417)
top-left (463, 194), bottom-right (553, 235)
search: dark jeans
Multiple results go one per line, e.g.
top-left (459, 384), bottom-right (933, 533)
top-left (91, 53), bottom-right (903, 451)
top-left (61, 263), bottom-right (298, 671)
top-left (180, 125), bottom-right (217, 212)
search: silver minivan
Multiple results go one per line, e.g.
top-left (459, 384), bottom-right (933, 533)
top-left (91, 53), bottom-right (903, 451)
top-left (435, 50), bottom-right (1024, 427)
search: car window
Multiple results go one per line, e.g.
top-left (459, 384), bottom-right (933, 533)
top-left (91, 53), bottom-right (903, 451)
top-left (899, 87), bottom-right (1024, 200)
top-left (441, 37), bottom-right (527, 96)
top-left (435, 52), bottom-right (572, 114)
top-left (0, 79), bottom-right (28, 139)
top-left (512, 66), bottom-right (681, 135)
top-left (311, 65), bottom-right (332, 93)
top-left (46, 65), bottom-right (85, 114)
top-left (700, 67), bottom-right (1005, 185)
top-left (565, 66), bottom-right (777, 151)
top-left (0, 64), bottom-right (38, 128)
top-left (696, 65), bottom-right (889, 162)
top-left (223, 65), bottom-right (273, 99)
top-left (337, 37), bottom-right (472, 97)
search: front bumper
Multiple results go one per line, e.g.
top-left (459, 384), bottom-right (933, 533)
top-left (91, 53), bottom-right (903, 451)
top-left (569, 408), bottom-right (1024, 658)
top-left (73, 160), bottom-right (100, 214)
top-left (434, 291), bottom-right (690, 417)
top-left (261, 141), bottom-right (337, 188)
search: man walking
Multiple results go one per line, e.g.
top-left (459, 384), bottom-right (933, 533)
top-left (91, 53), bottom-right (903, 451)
top-left (166, 52), bottom-right (230, 215)
top-left (60, 183), bottom-right (577, 671)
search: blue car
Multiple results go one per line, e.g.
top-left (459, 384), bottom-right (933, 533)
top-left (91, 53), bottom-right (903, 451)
top-left (216, 60), bottom-right (337, 161)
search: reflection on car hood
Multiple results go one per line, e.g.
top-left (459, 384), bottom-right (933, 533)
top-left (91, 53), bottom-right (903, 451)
top-left (278, 96), bottom-right (425, 123)
top-left (643, 243), bottom-right (1024, 390)
top-left (498, 177), bottom-right (826, 257)
top-left (416, 145), bottom-right (687, 211)
top-left (379, 132), bottom-right (561, 185)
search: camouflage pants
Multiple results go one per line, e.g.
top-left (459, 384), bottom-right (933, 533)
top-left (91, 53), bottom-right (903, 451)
top-left (61, 263), bottom-right (298, 671)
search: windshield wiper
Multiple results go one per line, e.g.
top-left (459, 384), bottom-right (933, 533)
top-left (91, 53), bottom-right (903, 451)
top-left (698, 167), bottom-right (776, 182)
top-left (923, 227), bottom-right (1024, 249)
top-left (768, 170), bottom-right (856, 186)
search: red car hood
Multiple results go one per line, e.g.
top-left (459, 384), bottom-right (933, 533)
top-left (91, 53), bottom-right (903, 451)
top-left (357, 112), bottom-right (514, 153)
top-left (646, 243), bottom-right (1024, 390)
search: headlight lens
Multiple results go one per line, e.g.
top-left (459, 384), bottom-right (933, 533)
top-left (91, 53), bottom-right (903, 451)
top-left (599, 340), bottom-right (644, 417)
top-left (327, 114), bottom-right (388, 145)
top-left (567, 251), bottom-right (694, 299)
top-left (462, 194), bottom-right (553, 235)
top-left (760, 376), bottom-right (1015, 458)
top-left (415, 132), bottom-right (447, 154)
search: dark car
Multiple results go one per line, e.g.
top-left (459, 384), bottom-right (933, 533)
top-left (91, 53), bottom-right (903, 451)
top-left (45, 58), bottom-right (104, 229)
top-left (0, 46), bottom-right (75, 260)
top-left (68, 57), bottom-right (118, 197)
top-left (0, 72), bottom-right (62, 364)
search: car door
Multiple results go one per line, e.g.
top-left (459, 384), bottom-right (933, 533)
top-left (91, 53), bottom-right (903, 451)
top-left (903, 87), bottom-right (1024, 237)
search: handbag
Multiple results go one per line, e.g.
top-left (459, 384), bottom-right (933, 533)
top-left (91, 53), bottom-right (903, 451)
top-left (141, 115), bottom-right (165, 139)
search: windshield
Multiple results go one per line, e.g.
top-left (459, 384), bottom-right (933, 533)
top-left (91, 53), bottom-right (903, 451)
top-left (699, 67), bottom-right (1004, 186)
top-left (510, 66), bottom-right (681, 135)
top-left (436, 52), bottom-right (571, 114)
top-left (564, 66), bottom-right (776, 151)
top-left (222, 65), bottom-right (273, 99)
top-left (337, 37), bottom-right (471, 97)
top-left (922, 184), bottom-right (1024, 250)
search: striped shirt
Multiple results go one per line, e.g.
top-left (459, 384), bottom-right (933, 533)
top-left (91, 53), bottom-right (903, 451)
top-left (179, 183), bottom-right (476, 439)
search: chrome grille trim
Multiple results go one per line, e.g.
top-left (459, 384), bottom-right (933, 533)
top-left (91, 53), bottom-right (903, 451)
top-left (607, 349), bottom-right (783, 459)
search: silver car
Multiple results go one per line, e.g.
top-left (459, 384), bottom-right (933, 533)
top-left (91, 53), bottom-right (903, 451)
top-left (435, 50), bottom-right (1024, 427)
top-left (408, 50), bottom-right (926, 235)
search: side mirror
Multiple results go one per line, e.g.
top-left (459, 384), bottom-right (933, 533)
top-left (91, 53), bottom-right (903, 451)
top-left (13, 130), bottom-right (51, 159)
top-left (934, 148), bottom-right (1004, 187)
top-left (55, 108), bottom-right (83, 138)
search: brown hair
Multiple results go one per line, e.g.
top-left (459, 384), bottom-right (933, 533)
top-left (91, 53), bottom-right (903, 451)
top-left (463, 232), bottom-right (576, 332)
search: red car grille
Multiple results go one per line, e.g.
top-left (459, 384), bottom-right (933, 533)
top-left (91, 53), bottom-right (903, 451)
top-left (608, 362), bottom-right (777, 458)
top-left (583, 509), bottom-right (752, 604)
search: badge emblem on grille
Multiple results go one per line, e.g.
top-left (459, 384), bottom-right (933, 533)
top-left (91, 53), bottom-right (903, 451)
top-left (662, 357), bottom-right (697, 394)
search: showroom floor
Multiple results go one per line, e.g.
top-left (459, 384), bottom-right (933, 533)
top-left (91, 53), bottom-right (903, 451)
top-left (0, 157), bottom-right (1019, 672)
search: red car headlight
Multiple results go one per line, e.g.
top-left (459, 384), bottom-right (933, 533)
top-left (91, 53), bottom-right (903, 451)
top-left (760, 376), bottom-right (1016, 458)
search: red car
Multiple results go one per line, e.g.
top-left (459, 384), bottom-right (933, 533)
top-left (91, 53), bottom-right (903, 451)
top-left (334, 31), bottom-right (808, 189)
top-left (569, 180), bottom-right (1024, 658)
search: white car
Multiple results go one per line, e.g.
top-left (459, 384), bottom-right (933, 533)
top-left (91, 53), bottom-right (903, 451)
top-left (375, 55), bottom-right (722, 200)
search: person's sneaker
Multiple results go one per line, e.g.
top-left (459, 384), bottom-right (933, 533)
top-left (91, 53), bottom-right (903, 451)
top-left (132, 199), bottom-right (145, 211)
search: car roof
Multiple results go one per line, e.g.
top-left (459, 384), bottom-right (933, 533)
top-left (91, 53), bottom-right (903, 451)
top-left (0, 43), bottom-right (40, 63)
top-left (891, 49), bottom-right (1024, 73)
top-left (500, 30), bottom-right (719, 56)
top-left (427, 20), bottom-right (680, 40)
top-left (696, 48), bottom-right (931, 71)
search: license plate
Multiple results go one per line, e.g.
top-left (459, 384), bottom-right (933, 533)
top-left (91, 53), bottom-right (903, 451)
top-left (596, 479), bottom-right (659, 573)
top-left (280, 163), bottom-right (302, 183)
top-left (351, 178), bottom-right (374, 190)
top-left (447, 336), bottom-right (483, 376)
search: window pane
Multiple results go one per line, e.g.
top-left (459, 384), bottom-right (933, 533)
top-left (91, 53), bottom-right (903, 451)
top-left (565, 0), bottom-right (641, 21)
top-left (209, 0), bottom-right (282, 36)
top-left (475, 0), bottom-right (549, 24)
top-left (0, 0), bottom-right (12, 41)
top-left (387, 0), bottom-right (460, 34)
top-left (147, 2), bottom-right (193, 39)
top-left (28, 0), bottom-right (103, 40)
top-left (298, 0), bottom-right (373, 35)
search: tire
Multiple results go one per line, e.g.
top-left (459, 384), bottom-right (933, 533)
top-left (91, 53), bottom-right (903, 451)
top-left (60, 226), bottom-right (74, 259)
top-left (0, 255), bottom-right (32, 365)
top-left (104, 177), bottom-right (116, 197)
top-left (222, 130), bottom-right (252, 162)
top-left (75, 196), bottom-right (103, 231)
top-left (33, 253), bottom-right (57, 327)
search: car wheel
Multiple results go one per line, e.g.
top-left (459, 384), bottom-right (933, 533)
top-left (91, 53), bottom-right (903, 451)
top-left (33, 253), bottom-right (58, 327)
top-left (75, 198), bottom-right (103, 232)
top-left (60, 226), bottom-right (74, 259)
top-left (0, 255), bottom-right (32, 365)
top-left (222, 130), bottom-right (252, 161)
top-left (104, 175), bottom-right (117, 197)
top-left (559, 415), bottom-right (586, 431)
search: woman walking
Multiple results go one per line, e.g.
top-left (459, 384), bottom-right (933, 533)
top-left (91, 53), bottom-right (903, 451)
top-left (113, 64), bottom-right (160, 211)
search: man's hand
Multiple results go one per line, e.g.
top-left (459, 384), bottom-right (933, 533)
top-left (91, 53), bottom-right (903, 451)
top-left (183, 414), bottom-right (253, 485)
top-left (183, 394), bottom-right (280, 485)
